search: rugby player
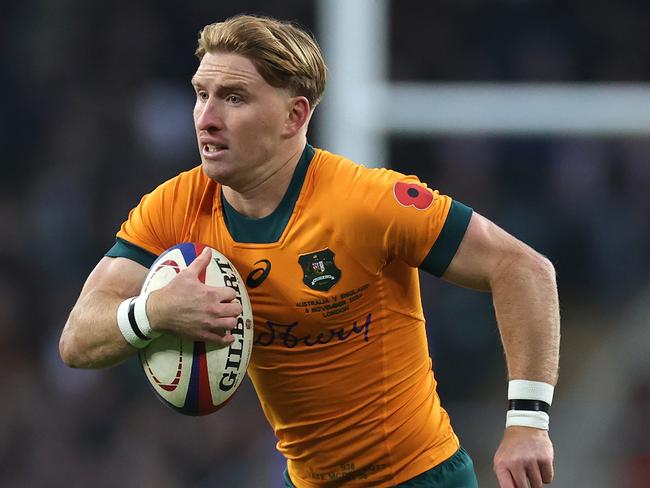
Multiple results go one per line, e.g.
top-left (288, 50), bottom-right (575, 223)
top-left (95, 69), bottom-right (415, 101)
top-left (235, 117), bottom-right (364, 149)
top-left (60, 14), bottom-right (560, 488)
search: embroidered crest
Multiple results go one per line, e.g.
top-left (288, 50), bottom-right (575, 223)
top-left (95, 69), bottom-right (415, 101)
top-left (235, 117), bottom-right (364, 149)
top-left (298, 248), bottom-right (341, 292)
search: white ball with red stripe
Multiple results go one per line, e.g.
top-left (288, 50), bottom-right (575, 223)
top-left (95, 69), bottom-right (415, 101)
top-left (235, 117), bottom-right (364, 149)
top-left (138, 242), bottom-right (254, 416)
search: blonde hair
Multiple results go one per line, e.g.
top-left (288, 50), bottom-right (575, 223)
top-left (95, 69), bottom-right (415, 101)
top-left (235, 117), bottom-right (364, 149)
top-left (196, 15), bottom-right (327, 108)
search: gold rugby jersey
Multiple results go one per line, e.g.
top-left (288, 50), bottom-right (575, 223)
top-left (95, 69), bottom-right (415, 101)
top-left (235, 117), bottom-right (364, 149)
top-left (108, 144), bottom-right (473, 487)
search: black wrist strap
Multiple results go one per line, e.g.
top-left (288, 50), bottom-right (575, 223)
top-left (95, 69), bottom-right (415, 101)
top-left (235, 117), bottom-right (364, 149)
top-left (508, 399), bottom-right (550, 413)
top-left (128, 297), bottom-right (150, 340)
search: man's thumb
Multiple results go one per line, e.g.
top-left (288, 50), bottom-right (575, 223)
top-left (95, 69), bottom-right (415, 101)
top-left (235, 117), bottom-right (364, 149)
top-left (186, 247), bottom-right (212, 276)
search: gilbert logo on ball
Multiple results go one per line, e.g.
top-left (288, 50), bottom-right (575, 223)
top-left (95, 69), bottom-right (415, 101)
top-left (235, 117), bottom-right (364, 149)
top-left (138, 242), bottom-right (254, 416)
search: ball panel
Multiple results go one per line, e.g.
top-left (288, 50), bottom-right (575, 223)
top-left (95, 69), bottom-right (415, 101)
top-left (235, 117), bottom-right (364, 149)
top-left (204, 249), bottom-right (225, 287)
top-left (139, 335), bottom-right (195, 408)
top-left (176, 242), bottom-right (199, 266)
top-left (141, 246), bottom-right (186, 294)
top-left (194, 341), bottom-right (217, 415)
top-left (183, 341), bottom-right (201, 415)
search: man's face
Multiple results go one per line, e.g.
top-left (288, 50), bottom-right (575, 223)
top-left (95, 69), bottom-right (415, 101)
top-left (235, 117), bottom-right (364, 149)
top-left (192, 52), bottom-right (293, 187)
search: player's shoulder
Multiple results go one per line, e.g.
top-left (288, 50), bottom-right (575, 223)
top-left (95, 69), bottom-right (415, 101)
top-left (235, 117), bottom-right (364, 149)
top-left (149, 164), bottom-right (213, 199)
top-left (311, 148), bottom-right (409, 192)
top-left (160, 164), bottom-right (209, 189)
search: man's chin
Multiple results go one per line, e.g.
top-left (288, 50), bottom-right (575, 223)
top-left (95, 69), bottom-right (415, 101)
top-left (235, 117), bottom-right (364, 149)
top-left (201, 160), bottom-right (230, 184)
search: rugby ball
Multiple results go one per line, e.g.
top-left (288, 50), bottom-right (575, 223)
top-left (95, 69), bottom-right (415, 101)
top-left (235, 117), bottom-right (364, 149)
top-left (138, 242), bottom-right (254, 416)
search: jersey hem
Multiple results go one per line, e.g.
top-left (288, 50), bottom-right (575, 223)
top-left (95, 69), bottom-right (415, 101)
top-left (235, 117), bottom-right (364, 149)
top-left (391, 434), bottom-right (460, 486)
top-left (286, 434), bottom-right (460, 487)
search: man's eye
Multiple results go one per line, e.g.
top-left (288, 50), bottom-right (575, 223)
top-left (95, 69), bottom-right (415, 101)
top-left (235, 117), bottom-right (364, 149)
top-left (197, 91), bottom-right (209, 101)
top-left (226, 95), bottom-right (242, 104)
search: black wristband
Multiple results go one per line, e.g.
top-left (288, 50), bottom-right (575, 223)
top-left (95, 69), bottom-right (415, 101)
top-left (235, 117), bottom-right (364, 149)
top-left (508, 399), bottom-right (550, 413)
top-left (127, 297), bottom-right (151, 340)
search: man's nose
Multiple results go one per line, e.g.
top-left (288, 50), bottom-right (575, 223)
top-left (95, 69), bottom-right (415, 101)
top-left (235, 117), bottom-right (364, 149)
top-left (195, 99), bottom-right (223, 132)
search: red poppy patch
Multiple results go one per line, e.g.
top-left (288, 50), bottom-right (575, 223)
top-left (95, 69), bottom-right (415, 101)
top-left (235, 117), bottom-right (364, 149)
top-left (393, 181), bottom-right (434, 210)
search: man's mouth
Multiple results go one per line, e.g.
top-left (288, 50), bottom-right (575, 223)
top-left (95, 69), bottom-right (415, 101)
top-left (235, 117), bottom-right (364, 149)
top-left (204, 143), bottom-right (227, 153)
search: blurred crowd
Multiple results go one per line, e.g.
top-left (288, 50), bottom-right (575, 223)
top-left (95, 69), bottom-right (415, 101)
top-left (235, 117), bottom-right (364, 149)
top-left (1, 1), bottom-right (648, 486)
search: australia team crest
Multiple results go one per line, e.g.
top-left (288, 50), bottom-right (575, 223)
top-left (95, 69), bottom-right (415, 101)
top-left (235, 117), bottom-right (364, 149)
top-left (299, 248), bottom-right (341, 292)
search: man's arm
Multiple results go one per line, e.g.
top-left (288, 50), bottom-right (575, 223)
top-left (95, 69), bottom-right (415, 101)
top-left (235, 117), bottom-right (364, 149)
top-left (60, 257), bottom-right (148, 368)
top-left (441, 211), bottom-right (560, 488)
top-left (60, 249), bottom-right (243, 369)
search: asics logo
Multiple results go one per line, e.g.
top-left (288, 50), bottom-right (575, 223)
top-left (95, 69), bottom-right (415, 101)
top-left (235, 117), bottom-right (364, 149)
top-left (246, 259), bottom-right (271, 288)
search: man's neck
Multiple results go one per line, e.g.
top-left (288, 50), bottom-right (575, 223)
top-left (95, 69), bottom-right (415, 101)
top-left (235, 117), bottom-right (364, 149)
top-left (222, 140), bottom-right (305, 219)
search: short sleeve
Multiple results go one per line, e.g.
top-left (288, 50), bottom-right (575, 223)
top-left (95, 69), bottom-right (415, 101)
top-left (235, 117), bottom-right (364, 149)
top-left (354, 169), bottom-right (472, 277)
top-left (106, 167), bottom-right (209, 263)
top-left (114, 181), bottom-right (177, 257)
top-left (419, 200), bottom-right (472, 276)
top-left (105, 237), bottom-right (158, 267)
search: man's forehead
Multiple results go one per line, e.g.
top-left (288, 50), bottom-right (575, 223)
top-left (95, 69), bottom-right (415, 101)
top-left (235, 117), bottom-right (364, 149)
top-left (192, 52), bottom-right (262, 85)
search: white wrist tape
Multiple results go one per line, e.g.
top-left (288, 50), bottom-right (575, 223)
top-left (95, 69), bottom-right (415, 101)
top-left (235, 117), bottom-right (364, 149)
top-left (506, 380), bottom-right (554, 431)
top-left (506, 410), bottom-right (550, 430)
top-left (116, 295), bottom-right (161, 349)
top-left (508, 380), bottom-right (554, 404)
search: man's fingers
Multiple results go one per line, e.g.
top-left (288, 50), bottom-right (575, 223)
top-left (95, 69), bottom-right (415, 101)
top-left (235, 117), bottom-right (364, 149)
top-left (211, 317), bottom-right (238, 334)
top-left (494, 425), bottom-right (554, 488)
top-left (214, 286), bottom-right (238, 303)
top-left (186, 247), bottom-right (213, 276)
top-left (201, 332), bottom-right (236, 347)
top-left (525, 463), bottom-right (544, 488)
top-left (539, 458), bottom-right (554, 484)
top-left (509, 466), bottom-right (529, 488)
top-left (212, 301), bottom-right (243, 318)
top-left (495, 466), bottom-right (515, 488)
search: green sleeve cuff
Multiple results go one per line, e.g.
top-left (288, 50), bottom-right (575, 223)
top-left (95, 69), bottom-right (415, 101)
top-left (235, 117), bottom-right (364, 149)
top-left (105, 237), bottom-right (158, 268)
top-left (420, 200), bottom-right (473, 277)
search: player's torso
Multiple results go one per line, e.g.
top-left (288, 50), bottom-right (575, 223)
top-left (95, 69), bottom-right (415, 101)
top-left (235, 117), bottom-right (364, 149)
top-left (192, 150), bottom-right (382, 355)
top-left (183, 149), bottom-right (458, 486)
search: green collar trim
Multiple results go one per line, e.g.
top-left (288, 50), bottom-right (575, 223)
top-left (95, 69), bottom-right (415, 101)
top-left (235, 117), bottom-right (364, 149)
top-left (221, 144), bottom-right (315, 243)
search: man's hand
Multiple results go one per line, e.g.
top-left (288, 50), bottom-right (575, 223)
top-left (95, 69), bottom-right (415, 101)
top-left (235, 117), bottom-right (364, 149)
top-left (494, 426), bottom-right (554, 488)
top-left (147, 248), bottom-right (243, 347)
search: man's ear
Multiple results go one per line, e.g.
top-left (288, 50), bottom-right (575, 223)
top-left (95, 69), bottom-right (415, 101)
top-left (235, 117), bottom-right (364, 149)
top-left (283, 96), bottom-right (311, 137)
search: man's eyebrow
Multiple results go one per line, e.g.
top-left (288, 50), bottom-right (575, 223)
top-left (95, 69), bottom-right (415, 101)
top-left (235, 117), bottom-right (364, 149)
top-left (190, 78), bottom-right (249, 92)
top-left (217, 82), bottom-right (249, 93)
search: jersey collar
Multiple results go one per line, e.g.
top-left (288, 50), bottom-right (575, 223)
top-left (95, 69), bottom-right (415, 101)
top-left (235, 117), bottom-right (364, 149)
top-left (221, 144), bottom-right (316, 244)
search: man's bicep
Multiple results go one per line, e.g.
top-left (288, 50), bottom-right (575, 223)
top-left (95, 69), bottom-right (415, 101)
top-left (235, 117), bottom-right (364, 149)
top-left (441, 212), bottom-right (530, 292)
top-left (78, 256), bottom-right (149, 302)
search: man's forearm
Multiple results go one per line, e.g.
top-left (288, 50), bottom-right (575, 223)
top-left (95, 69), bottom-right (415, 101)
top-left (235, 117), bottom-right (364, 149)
top-left (60, 289), bottom-right (137, 369)
top-left (490, 251), bottom-right (560, 384)
top-left (491, 252), bottom-right (558, 487)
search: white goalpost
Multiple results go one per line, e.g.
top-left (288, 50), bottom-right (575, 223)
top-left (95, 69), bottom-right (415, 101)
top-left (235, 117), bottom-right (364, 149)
top-left (316, 0), bottom-right (650, 167)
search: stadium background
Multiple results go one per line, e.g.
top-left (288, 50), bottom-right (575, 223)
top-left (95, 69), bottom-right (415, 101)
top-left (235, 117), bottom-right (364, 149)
top-left (1, 0), bottom-right (648, 486)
